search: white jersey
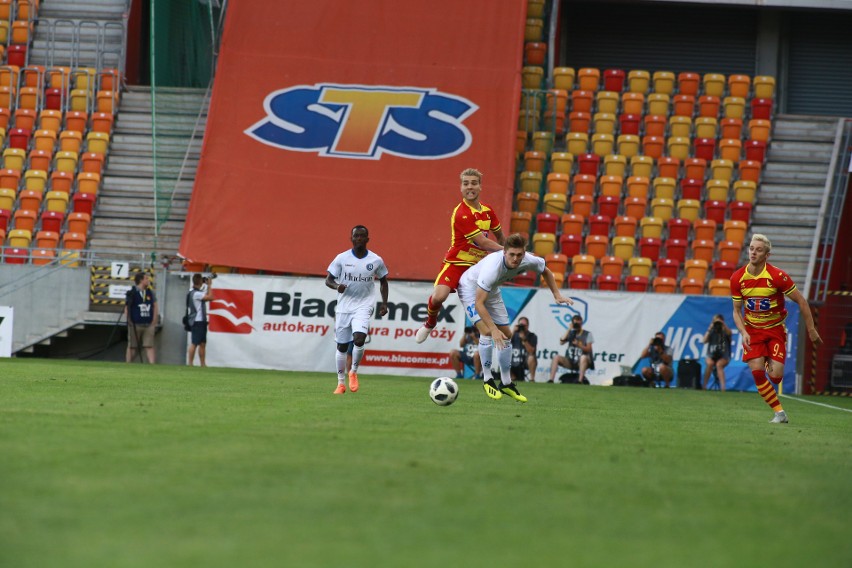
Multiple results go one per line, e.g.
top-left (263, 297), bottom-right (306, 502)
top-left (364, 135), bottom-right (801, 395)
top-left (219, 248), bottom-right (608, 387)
top-left (327, 249), bottom-right (388, 314)
top-left (460, 250), bottom-right (546, 295)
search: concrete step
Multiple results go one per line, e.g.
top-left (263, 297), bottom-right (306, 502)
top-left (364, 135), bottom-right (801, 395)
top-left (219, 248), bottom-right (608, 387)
top-left (115, 114), bottom-right (207, 137)
top-left (752, 205), bottom-right (820, 227)
top-left (761, 162), bottom-right (828, 185)
top-left (39, 3), bottom-right (127, 20)
top-left (102, 176), bottom-right (194, 196)
top-left (758, 184), bottom-right (824, 206)
top-left (105, 155), bottom-right (199, 178)
top-left (111, 134), bottom-right (202, 157)
top-left (96, 196), bottom-right (189, 219)
top-left (766, 141), bottom-right (833, 163)
top-left (773, 115), bottom-right (840, 143)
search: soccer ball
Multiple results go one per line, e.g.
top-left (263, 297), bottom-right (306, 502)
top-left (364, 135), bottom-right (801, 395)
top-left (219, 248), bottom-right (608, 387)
top-left (429, 377), bottom-right (459, 406)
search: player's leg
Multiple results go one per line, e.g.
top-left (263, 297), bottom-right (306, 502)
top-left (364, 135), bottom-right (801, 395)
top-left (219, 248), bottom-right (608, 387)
top-left (745, 327), bottom-right (786, 421)
top-left (348, 309), bottom-right (371, 392)
top-left (485, 296), bottom-right (526, 402)
top-left (473, 321), bottom-right (501, 399)
top-left (416, 264), bottom-right (460, 343)
top-left (333, 315), bottom-right (353, 394)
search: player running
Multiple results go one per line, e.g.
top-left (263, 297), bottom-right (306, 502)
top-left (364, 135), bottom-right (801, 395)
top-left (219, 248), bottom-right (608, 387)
top-left (730, 234), bottom-right (822, 423)
top-left (415, 168), bottom-right (505, 343)
top-left (458, 233), bottom-right (573, 402)
top-left (326, 225), bottom-right (389, 394)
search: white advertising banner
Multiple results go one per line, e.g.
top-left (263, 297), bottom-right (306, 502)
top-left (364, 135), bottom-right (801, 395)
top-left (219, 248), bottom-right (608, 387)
top-left (0, 306), bottom-right (13, 358)
top-left (204, 275), bottom-right (799, 390)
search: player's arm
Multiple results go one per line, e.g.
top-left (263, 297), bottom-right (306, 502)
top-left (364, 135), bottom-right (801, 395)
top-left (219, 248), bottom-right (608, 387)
top-left (492, 225), bottom-right (506, 246)
top-left (541, 267), bottom-right (573, 306)
top-left (378, 276), bottom-right (389, 317)
top-left (471, 232), bottom-right (504, 253)
top-left (325, 272), bottom-right (345, 293)
top-left (474, 286), bottom-right (506, 348)
top-left (787, 287), bottom-right (823, 347)
top-left (731, 299), bottom-right (750, 350)
top-left (201, 277), bottom-right (215, 302)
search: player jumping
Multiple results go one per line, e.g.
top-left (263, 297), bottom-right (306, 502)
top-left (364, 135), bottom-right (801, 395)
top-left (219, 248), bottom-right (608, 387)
top-left (415, 168), bottom-right (505, 343)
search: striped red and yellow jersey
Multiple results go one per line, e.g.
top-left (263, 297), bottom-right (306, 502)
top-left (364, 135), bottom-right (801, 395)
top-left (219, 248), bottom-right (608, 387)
top-left (730, 262), bottom-right (796, 329)
top-left (442, 200), bottom-right (502, 266)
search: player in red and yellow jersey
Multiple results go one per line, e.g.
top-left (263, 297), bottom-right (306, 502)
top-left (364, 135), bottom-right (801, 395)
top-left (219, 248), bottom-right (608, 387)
top-left (415, 168), bottom-right (505, 344)
top-left (731, 234), bottom-right (822, 423)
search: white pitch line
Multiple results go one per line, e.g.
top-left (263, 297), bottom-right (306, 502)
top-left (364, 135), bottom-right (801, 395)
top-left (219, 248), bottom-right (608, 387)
top-left (779, 394), bottom-right (852, 414)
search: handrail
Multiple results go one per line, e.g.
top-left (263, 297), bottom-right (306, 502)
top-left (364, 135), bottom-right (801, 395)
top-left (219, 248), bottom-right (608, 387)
top-left (803, 118), bottom-right (844, 301)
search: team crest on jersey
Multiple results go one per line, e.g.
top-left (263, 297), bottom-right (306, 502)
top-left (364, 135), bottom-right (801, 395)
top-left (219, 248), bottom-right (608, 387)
top-left (367, 263), bottom-right (374, 271)
top-left (246, 83), bottom-right (478, 160)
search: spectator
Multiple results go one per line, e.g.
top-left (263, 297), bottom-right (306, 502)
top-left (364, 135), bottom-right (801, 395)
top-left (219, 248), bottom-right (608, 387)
top-left (187, 274), bottom-right (215, 367)
top-left (549, 314), bottom-right (594, 384)
top-left (125, 272), bottom-right (158, 364)
top-left (641, 332), bottom-right (674, 387)
top-left (450, 326), bottom-right (481, 379)
top-left (510, 317), bottom-right (538, 382)
top-left (702, 313), bottom-right (732, 391)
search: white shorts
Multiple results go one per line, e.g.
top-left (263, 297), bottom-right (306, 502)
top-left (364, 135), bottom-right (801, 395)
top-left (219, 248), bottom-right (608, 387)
top-left (458, 285), bottom-right (509, 327)
top-left (335, 307), bottom-right (373, 344)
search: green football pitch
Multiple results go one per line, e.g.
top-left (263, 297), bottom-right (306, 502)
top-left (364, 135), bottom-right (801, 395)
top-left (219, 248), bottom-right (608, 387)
top-left (1, 359), bottom-right (850, 568)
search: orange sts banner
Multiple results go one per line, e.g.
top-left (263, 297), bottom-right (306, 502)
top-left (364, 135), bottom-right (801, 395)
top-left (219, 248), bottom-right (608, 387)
top-left (179, 0), bottom-right (526, 280)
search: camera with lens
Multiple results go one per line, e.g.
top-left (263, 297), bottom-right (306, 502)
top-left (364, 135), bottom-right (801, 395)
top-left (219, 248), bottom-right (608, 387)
top-left (651, 336), bottom-right (664, 348)
top-left (464, 326), bottom-right (475, 334)
top-left (712, 321), bottom-right (723, 332)
top-left (201, 273), bottom-right (218, 284)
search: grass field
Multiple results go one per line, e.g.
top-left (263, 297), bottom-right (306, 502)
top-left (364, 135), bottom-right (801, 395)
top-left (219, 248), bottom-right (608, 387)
top-left (1, 359), bottom-right (851, 568)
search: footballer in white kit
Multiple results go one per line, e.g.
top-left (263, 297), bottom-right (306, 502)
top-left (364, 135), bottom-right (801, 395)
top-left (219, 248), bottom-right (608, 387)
top-left (325, 226), bottom-right (389, 394)
top-left (458, 233), bottom-right (572, 402)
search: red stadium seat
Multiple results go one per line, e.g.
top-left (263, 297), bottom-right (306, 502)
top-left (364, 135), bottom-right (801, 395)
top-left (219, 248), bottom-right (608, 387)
top-left (639, 237), bottom-right (661, 262)
top-left (0, 208), bottom-right (10, 231)
top-left (621, 113), bottom-right (641, 135)
top-left (513, 271), bottom-right (536, 287)
top-left (744, 140), bottom-right (767, 163)
top-left (597, 195), bottom-right (619, 219)
top-left (751, 98), bottom-right (773, 120)
top-left (569, 273), bottom-right (592, 290)
top-left (596, 274), bottom-right (620, 291)
top-left (665, 239), bottom-right (688, 264)
top-left (536, 212), bottom-right (559, 234)
top-left (577, 153), bottom-right (600, 176)
top-left (729, 201), bottom-right (753, 223)
top-left (40, 211), bottom-right (64, 233)
top-left (694, 138), bottom-right (716, 162)
top-left (603, 68), bottom-right (625, 92)
top-left (713, 260), bottom-right (736, 280)
top-left (72, 192), bottom-right (96, 215)
top-left (625, 275), bottom-right (649, 292)
top-left (667, 218), bottom-right (690, 240)
top-left (588, 214), bottom-right (611, 236)
top-left (559, 233), bottom-right (582, 257)
top-left (680, 178), bottom-right (702, 201)
top-left (704, 200), bottom-right (726, 225)
top-left (656, 257), bottom-right (680, 279)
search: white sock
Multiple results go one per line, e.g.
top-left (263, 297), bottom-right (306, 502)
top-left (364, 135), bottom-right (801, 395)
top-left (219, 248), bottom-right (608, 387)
top-left (335, 350), bottom-right (346, 383)
top-left (497, 343), bottom-right (512, 385)
top-left (478, 337), bottom-right (493, 380)
top-left (351, 344), bottom-right (365, 371)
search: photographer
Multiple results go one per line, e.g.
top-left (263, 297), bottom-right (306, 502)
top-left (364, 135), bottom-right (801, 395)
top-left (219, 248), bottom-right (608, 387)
top-left (510, 317), bottom-right (538, 383)
top-left (549, 314), bottom-right (594, 384)
top-left (702, 314), bottom-right (732, 391)
top-left (187, 274), bottom-right (215, 367)
top-left (450, 326), bottom-right (481, 379)
top-left (641, 332), bottom-right (674, 387)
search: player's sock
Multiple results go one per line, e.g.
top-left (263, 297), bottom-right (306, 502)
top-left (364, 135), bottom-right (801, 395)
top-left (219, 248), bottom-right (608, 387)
top-left (752, 369), bottom-right (782, 412)
top-left (425, 296), bottom-right (439, 328)
top-left (497, 342), bottom-right (513, 386)
top-left (351, 344), bottom-right (365, 371)
top-left (336, 350), bottom-right (347, 384)
top-left (478, 337), bottom-right (493, 380)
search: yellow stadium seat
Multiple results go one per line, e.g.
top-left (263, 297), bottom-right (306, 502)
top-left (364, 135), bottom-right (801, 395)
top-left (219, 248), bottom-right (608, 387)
top-left (652, 177), bottom-right (676, 200)
top-left (676, 198), bottom-right (700, 222)
top-left (596, 91), bottom-right (619, 114)
top-left (54, 151), bottom-right (79, 173)
top-left (522, 66), bottom-right (544, 89)
top-left (733, 180), bottom-right (757, 203)
top-left (706, 179), bottom-right (730, 202)
top-left (639, 216), bottom-right (663, 239)
top-left (723, 96), bottom-right (746, 119)
top-left (627, 70), bottom-right (650, 93)
top-left (710, 159), bottom-right (734, 182)
top-left (669, 116), bottom-right (692, 138)
top-left (612, 236), bottom-right (636, 260)
top-left (566, 132), bottom-right (589, 156)
top-left (593, 112), bottom-right (616, 135)
top-left (604, 154), bottom-right (627, 177)
top-left (24, 169), bottom-right (47, 191)
top-left (532, 131), bottom-right (553, 154)
top-left (86, 131), bottom-right (110, 154)
top-left (666, 137), bottom-right (690, 160)
top-left (525, 18), bottom-right (544, 41)
top-left (70, 89), bottom-right (90, 111)
top-left (0, 187), bottom-right (13, 210)
top-left (703, 73), bottom-right (725, 97)
top-left (629, 256), bottom-right (652, 278)
top-left (532, 232), bottom-right (557, 256)
top-left (519, 170), bottom-right (542, 193)
top-left (617, 134), bottom-right (640, 158)
top-left (647, 93), bottom-right (670, 116)
top-left (652, 71), bottom-right (676, 95)
top-left (550, 152), bottom-right (574, 175)
top-left (543, 192), bottom-right (568, 214)
top-left (651, 197), bottom-right (674, 221)
top-left (553, 67), bottom-right (575, 91)
top-left (45, 190), bottom-right (69, 213)
top-left (2, 147), bottom-right (25, 171)
top-left (591, 133), bottom-right (614, 157)
top-left (753, 76), bottom-right (776, 98)
top-left (694, 117), bottom-right (718, 139)
top-left (630, 155), bottom-right (654, 178)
